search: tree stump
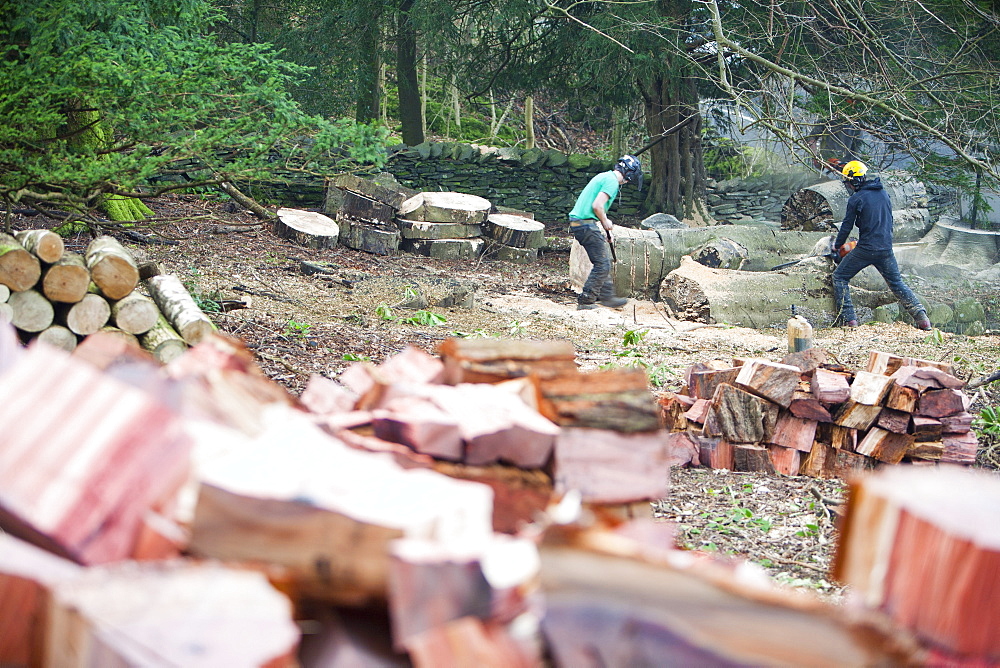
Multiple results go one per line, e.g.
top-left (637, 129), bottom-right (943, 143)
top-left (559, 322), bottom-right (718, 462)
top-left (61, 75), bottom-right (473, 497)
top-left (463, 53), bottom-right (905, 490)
top-left (273, 208), bottom-right (340, 250)
top-left (482, 214), bottom-right (545, 249)
top-left (398, 192), bottom-right (491, 224)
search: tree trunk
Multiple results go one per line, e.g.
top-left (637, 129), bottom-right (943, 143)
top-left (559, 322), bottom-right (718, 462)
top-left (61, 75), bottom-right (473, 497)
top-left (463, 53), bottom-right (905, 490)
top-left (397, 0), bottom-right (424, 146)
top-left (355, 0), bottom-right (383, 124)
top-left (525, 96), bottom-right (535, 149)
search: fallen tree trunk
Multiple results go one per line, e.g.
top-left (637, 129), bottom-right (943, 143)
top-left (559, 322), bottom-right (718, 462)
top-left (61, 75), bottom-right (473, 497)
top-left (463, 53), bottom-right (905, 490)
top-left (660, 255), bottom-right (894, 328)
top-left (139, 314), bottom-right (188, 363)
top-left (146, 274), bottom-right (215, 345)
top-left (780, 173), bottom-right (929, 232)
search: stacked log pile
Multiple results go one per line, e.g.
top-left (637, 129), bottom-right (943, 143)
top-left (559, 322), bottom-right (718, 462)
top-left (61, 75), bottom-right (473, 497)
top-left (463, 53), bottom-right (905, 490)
top-left (0, 231), bottom-right (213, 362)
top-left (658, 348), bottom-right (978, 477)
top-left (833, 465), bottom-right (1000, 664)
top-left (0, 326), bottom-right (988, 665)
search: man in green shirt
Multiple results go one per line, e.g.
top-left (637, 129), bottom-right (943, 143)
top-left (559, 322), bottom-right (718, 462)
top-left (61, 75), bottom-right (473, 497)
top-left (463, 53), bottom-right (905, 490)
top-left (569, 155), bottom-right (643, 310)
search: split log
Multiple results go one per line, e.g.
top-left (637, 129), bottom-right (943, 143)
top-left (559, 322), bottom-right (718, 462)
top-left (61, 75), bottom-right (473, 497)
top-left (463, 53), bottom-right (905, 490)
top-left (660, 255), bottom-right (893, 328)
top-left (7, 289), bottom-right (54, 332)
top-left (340, 345), bottom-right (444, 399)
top-left (341, 190), bottom-right (397, 223)
top-left (811, 368), bottom-right (851, 404)
top-left (401, 237), bottom-right (485, 260)
top-left (84, 235), bottom-right (139, 300)
top-left (337, 215), bottom-right (401, 255)
top-left (432, 462), bottom-right (553, 535)
top-left (110, 291), bottom-right (159, 335)
top-left (482, 214), bottom-right (545, 249)
top-left (188, 408), bottom-right (494, 604)
top-left (800, 441), bottom-right (834, 478)
top-left (553, 427), bottom-right (674, 503)
top-left (58, 292), bottom-right (111, 336)
top-left (14, 229), bottom-right (64, 263)
top-left (683, 398), bottom-right (712, 424)
top-left (0, 534), bottom-right (82, 667)
top-left (867, 351), bottom-right (955, 376)
top-left (942, 431), bottom-right (979, 464)
top-left (940, 412), bottom-right (974, 433)
top-left (41, 251), bottom-right (89, 303)
top-left (697, 436), bottom-right (734, 469)
top-left (706, 383), bottom-right (779, 444)
top-left (768, 411), bottom-right (818, 452)
top-left (0, 343), bottom-right (191, 564)
top-left (885, 383), bottom-right (919, 413)
top-left (735, 359), bottom-right (801, 407)
top-left (438, 337), bottom-right (577, 384)
top-left (907, 441), bottom-right (944, 461)
top-left (833, 466), bottom-right (1000, 660)
top-left (781, 347), bottom-right (829, 375)
top-left (45, 561), bottom-right (299, 667)
top-left (912, 416), bottom-right (943, 442)
top-left (917, 388), bottom-right (969, 417)
top-left (733, 444), bottom-right (776, 473)
top-left (539, 527), bottom-right (917, 666)
top-left (658, 392), bottom-right (693, 432)
top-left (849, 370), bottom-right (895, 405)
top-left (855, 428), bottom-right (914, 464)
top-left (146, 274), bottom-right (215, 345)
top-left (139, 314), bottom-right (188, 364)
top-left (832, 400), bottom-right (883, 431)
top-left (396, 218), bottom-right (482, 240)
top-left (335, 173), bottom-right (419, 209)
top-left (273, 207), bottom-right (340, 249)
top-left (789, 390), bottom-right (833, 422)
top-left (536, 368), bottom-right (660, 433)
top-left (35, 324), bottom-right (78, 352)
top-left (890, 364), bottom-right (964, 392)
top-left (688, 366), bottom-right (740, 400)
top-left (768, 445), bottom-right (802, 476)
top-left (398, 192), bottom-right (491, 224)
top-left (372, 398), bottom-right (464, 461)
top-left (0, 232), bottom-right (42, 292)
top-left (876, 408), bottom-right (911, 434)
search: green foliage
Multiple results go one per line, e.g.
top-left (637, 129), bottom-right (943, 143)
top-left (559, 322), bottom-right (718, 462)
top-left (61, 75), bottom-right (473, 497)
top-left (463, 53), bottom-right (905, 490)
top-left (342, 352), bottom-right (371, 362)
top-left (283, 319), bottom-right (312, 338)
top-left (622, 328), bottom-right (648, 347)
top-left (401, 310), bottom-right (447, 326)
top-left (181, 268), bottom-right (221, 312)
top-left (0, 0), bottom-right (388, 217)
top-left (375, 304), bottom-right (395, 321)
top-left (974, 406), bottom-right (1000, 436)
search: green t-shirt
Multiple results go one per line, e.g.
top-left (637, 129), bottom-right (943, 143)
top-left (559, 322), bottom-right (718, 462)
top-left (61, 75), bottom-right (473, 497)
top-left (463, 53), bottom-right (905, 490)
top-left (569, 171), bottom-right (619, 220)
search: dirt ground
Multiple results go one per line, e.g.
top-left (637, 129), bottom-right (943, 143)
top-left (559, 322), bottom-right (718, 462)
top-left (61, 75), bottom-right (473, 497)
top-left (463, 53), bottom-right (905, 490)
top-left (14, 194), bottom-right (1000, 601)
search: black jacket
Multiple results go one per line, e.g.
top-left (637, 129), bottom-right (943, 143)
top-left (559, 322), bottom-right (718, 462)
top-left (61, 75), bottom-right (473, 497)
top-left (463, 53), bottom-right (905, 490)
top-left (835, 177), bottom-right (894, 252)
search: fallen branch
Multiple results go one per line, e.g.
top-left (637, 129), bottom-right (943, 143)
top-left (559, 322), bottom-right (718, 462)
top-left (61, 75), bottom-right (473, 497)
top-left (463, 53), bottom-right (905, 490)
top-left (219, 181), bottom-right (276, 221)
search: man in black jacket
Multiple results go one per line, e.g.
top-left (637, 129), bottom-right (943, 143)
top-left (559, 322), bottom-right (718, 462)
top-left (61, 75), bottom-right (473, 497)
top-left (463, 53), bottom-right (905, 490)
top-left (832, 160), bottom-right (931, 330)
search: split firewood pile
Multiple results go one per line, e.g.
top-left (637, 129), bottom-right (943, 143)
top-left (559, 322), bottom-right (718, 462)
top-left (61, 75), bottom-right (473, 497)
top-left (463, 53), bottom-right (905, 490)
top-left (273, 174), bottom-right (547, 262)
top-left (658, 347), bottom-right (978, 478)
top-left (1, 325), bottom-right (996, 666)
top-left (0, 230), bottom-right (214, 362)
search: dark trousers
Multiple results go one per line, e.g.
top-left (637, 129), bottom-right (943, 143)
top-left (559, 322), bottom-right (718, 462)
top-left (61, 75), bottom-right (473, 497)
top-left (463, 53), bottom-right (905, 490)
top-left (832, 246), bottom-right (925, 324)
top-left (572, 222), bottom-right (615, 303)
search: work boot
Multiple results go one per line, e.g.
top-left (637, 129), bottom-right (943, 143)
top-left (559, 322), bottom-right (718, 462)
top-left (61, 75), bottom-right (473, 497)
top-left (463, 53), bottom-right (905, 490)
top-left (845, 319), bottom-right (859, 328)
top-left (914, 312), bottom-right (932, 331)
top-left (599, 296), bottom-right (628, 309)
top-left (577, 302), bottom-right (599, 311)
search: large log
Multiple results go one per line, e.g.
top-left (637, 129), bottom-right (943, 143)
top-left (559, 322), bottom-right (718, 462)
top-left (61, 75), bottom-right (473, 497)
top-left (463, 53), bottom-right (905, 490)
top-left (0, 232), bottom-right (42, 292)
top-left (402, 237), bottom-right (484, 260)
top-left (705, 383), bottom-right (779, 444)
top-left (397, 218), bottom-right (482, 240)
top-left (7, 289), bottom-right (54, 332)
top-left (35, 324), bottom-right (78, 352)
top-left (14, 229), bottom-right (64, 263)
top-left (335, 173), bottom-right (419, 209)
top-left (660, 255), bottom-right (894, 328)
top-left (780, 173), bottom-right (928, 232)
top-left (110, 290), bottom-right (160, 335)
top-left (273, 207), bottom-right (340, 249)
top-left (398, 192), bottom-right (492, 224)
top-left (482, 214), bottom-right (546, 249)
top-left (41, 251), bottom-right (90, 303)
top-left (84, 235), bottom-right (139, 300)
top-left (146, 274), bottom-right (215, 345)
top-left (45, 561), bottom-right (299, 667)
top-left (341, 190), bottom-right (397, 223)
top-left (337, 215), bottom-right (401, 255)
top-left (58, 292), bottom-right (111, 335)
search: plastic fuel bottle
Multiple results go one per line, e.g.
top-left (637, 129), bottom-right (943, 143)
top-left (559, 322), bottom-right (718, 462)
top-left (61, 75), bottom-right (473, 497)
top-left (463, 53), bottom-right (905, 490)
top-left (787, 305), bottom-right (813, 353)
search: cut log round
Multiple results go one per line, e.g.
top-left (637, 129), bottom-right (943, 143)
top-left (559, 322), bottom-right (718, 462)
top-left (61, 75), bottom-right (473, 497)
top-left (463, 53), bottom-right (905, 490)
top-left (146, 274), bottom-right (215, 345)
top-left (0, 301), bottom-right (12, 324)
top-left (140, 314), bottom-right (188, 363)
top-left (7, 289), bottom-right (54, 333)
top-left (340, 191), bottom-right (396, 223)
top-left (780, 173), bottom-right (928, 232)
top-left (14, 229), bottom-right (64, 263)
top-left (398, 192), bottom-right (492, 224)
top-left (396, 218), bottom-right (482, 240)
top-left (483, 214), bottom-right (545, 249)
top-left (35, 324), bottom-right (78, 352)
top-left (59, 292), bottom-right (111, 335)
top-left (0, 283), bottom-right (9, 302)
top-left (691, 237), bottom-right (748, 269)
top-left (0, 233), bottom-right (42, 292)
top-left (334, 173), bottom-right (419, 209)
top-left (85, 236), bottom-right (139, 300)
top-left (337, 216), bottom-right (401, 255)
top-left (659, 255), bottom-right (894, 328)
top-left (111, 291), bottom-right (160, 335)
top-left (41, 252), bottom-right (90, 303)
top-left (273, 208), bottom-right (340, 250)
top-left (96, 325), bottom-right (142, 348)
top-left (402, 238), bottom-right (484, 261)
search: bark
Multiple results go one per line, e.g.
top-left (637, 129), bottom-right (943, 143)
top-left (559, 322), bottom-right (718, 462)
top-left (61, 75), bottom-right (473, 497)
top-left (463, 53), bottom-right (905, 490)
top-left (401, 238), bottom-right (484, 260)
top-left (338, 217), bottom-right (401, 255)
top-left (85, 235), bottom-right (139, 300)
top-left (0, 233), bottom-right (42, 292)
top-left (139, 314), bottom-right (188, 364)
top-left (145, 274), bottom-right (215, 345)
top-left (397, 219), bottom-right (481, 240)
top-left (355, 0), bottom-right (384, 124)
top-left (397, 0), bottom-right (424, 146)
top-left (341, 191), bottom-right (397, 223)
top-left (335, 174), bottom-right (419, 209)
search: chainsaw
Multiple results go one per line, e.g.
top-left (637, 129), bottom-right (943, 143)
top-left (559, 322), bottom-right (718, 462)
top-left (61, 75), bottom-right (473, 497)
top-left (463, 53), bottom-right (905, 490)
top-left (771, 240), bottom-right (856, 271)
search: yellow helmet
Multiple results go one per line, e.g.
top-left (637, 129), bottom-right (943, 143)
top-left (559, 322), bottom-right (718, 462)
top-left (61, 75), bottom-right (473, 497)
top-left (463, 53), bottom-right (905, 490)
top-left (841, 160), bottom-right (868, 188)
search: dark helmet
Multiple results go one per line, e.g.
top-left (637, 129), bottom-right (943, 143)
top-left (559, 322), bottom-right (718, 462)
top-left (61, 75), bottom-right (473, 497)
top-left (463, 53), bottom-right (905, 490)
top-left (616, 154), bottom-right (643, 191)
